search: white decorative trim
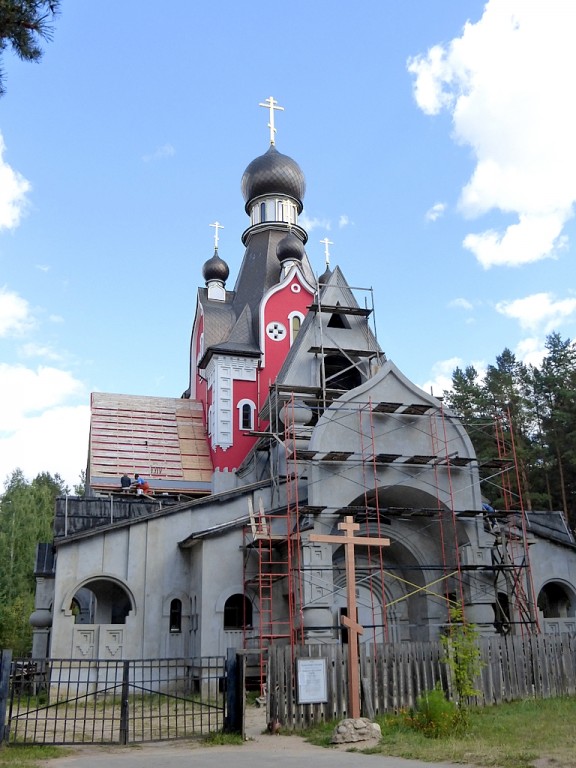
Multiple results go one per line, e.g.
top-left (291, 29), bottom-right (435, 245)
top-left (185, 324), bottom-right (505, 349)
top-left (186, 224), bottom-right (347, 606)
top-left (291, 283), bottom-right (301, 293)
top-left (288, 311), bottom-right (305, 345)
top-left (206, 356), bottom-right (258, 451)
top-left (237, 399), bottom-right (256, 431)
top-left (266, 321), bottom-right (287, 341)
top-left (259, 264), bottom-right (315, 368)
top-left (189, 300), bottom-right (204, 399)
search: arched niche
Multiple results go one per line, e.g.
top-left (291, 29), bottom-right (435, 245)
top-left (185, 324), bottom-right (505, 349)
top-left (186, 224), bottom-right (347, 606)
top-left (65, 577), bottom-right (135, 625)
top-left (538, 581), bottom-right (576, 619)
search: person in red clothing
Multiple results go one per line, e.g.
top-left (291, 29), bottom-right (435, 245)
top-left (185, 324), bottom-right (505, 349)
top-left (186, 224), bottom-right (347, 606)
top-left (132, 473), bottom-right (150, 495)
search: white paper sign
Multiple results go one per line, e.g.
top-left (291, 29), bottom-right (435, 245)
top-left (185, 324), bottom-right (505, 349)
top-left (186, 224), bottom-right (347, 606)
top-left (297, 657), bottom-right (328, 704)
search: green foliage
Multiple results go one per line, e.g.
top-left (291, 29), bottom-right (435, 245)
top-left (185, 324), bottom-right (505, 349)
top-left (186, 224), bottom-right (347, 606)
top-left (0, 0), bottom-right (60, 94)
top-left (202, 730), bottom-right (244, 745)
top-left (445, 333), bottom-right (576, 527)
top-left (0, 744), bottom-right (69, 768)
top-left (441, 605), bottom-right (483, 703)
top-left (73, 470), bottom-right (86, 497)
top-left (0, 469), bottom-right (66, 652)
top-left (403, 685), bottom-right (466, 739)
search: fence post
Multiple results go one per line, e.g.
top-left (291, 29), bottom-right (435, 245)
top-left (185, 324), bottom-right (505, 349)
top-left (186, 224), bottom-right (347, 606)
top-left (119, 661), bottom-right (130, 745)
top-left (0, 650), bottom-right (12, 744)
top-left (224, 648), bottom-right (245, 735)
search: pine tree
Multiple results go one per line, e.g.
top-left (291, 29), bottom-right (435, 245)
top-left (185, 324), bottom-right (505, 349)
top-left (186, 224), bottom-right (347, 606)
top-left (0, 0), bottom-right (60, 95)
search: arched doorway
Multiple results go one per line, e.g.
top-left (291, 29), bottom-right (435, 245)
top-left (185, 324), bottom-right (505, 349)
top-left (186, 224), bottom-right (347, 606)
top-left (70, 578), bottom-right (132, 624)
top-left (68, 578), bottom-right (134, 659)
top-left (538, 581), bottom-right (576, 619)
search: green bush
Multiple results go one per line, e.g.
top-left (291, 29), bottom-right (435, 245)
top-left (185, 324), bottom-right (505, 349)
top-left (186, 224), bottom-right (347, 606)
top-left (404, 685), bottom-right (466, 739)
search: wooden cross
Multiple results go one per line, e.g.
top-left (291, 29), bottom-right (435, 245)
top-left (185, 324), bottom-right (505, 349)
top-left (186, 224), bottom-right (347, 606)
top-left (259, 96), bottom-right (284, 145)
top-left (209, 221), bottom-right (224, 248)
top-left (310, 516), bottom-right (390, 718)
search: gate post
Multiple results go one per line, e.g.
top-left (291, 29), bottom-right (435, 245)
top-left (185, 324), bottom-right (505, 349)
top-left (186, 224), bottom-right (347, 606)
top-left (224, 649), bottom-right (245, 736)
top-left (119, 661), bottom-right (130, 745)
top-left (0, 650), bottom-right (12, 744)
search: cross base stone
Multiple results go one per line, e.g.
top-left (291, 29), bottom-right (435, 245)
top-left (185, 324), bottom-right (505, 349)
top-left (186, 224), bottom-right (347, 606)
top-left (330, 717), bottom-right (382, 744)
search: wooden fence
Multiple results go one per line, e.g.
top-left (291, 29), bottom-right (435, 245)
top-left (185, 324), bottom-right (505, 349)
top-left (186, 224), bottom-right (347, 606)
top-left (267, 633), bottom-right (576, 729)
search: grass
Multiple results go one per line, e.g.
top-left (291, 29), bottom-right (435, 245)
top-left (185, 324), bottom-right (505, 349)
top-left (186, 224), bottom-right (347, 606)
top-left (202, 731), bottom-right (244, 746)
top-left (304, 696), bottom-right (576, 768)
top-left (0, 745), bottom-right (71, 768)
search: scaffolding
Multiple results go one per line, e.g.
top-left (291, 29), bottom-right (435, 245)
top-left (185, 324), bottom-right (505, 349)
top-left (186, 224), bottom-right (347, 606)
top-left (242, 278), bottom-right (538, 691)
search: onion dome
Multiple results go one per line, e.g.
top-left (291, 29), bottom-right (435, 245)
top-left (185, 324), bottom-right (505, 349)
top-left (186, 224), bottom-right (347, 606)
top-left (202, 249), bottom-right (229, 284)
top-left (277, 230), bottom-right (304, 264)
top-left (318, 265), bottom-right (332, 286)
top-left (241, 145), bottom-right (306, 212)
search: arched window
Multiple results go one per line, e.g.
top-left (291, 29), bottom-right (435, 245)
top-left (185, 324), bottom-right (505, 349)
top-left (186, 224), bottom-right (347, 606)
top-left (224, 594), bottom-right (253, 629)
top-left (277, 201), bottom-right (284, 221)
top-left (169, 599), bottom-right (182, 633)
top-left (237, 399), bottom-right (255, 431)
top-left (288, 311), bottom-right (304, 345)
top-left (260, 202), bottom-right (266, 223)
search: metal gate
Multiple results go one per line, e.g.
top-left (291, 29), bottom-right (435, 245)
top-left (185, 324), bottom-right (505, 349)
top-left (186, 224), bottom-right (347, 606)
top-left (4, 656), bottom-right (226, 745)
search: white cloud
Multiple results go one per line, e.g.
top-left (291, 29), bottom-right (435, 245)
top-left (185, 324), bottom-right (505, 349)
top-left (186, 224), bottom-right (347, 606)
top-left (0, 133), bottom-right (31, 231)
top-left (300, 213), bottom-right (331, 232)
top-left (0, 287), bottom-right (34, 337)
top-left (425, 202), bottom-right (446, 222)
top-left (0, 363), bottom-right (89, 490)
top-left (408, 1), bottom-right (576, 268)
top-left (19, 342), bottom-right (64, 361)
top-left (419, 356), bottom-right (463, 398)
top-left (495, 292), bottom-right (576, 333)
top-left (338, 214), bottom-right (350, 228)
top-left (515, 336), bottom-right (547, 368)
top-left (449, 297), bottom-right (473, 310)
top-left (0, 404), bottom-right (90, 491)
top-left (142, 143), bottom-right (175, 162)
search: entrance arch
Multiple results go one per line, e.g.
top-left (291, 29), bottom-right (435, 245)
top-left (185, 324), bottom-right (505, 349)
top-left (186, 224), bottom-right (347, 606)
top-left (537, 581), bottom-right (576, 619)
top-left (67, 578), bottom-right (134, 624)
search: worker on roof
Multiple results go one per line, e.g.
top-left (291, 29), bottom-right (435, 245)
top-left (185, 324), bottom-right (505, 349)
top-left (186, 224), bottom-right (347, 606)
top-left (132, 473), bottom-right (151, 496)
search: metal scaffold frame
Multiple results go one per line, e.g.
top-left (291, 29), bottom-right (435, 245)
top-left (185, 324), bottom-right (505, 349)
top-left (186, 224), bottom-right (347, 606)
top-left (242, 278), bottom-right (538, 692)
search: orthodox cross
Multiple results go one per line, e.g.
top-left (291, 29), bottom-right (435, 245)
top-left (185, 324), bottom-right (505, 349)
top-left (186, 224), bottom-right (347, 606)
top-left (320, 237), bottom-right (333, 269)
top-left (259, 96), bottom-right (284, 145)
top-left (310, 516), bottom-right (390, 719)
top-left (209, 221), bottom-right (224, 249)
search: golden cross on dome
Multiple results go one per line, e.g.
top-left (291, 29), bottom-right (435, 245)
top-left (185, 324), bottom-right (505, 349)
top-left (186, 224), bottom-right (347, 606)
top-left (209, 221), bottom-right (224, 248)
top-left (259, 96), bottom-right (284, 145)
top-left (320, 237), bottom-right (334, 267)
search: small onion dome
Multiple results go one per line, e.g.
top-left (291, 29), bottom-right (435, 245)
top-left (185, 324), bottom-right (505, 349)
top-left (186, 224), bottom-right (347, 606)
top-left (202, 249), bottom-right (229, 283)
top-left (318, 265), bottom-right (332, 286)
top-left (241, 145), bottom-right (306, 212)
top-left (277, 230), bottom-right (304, 264)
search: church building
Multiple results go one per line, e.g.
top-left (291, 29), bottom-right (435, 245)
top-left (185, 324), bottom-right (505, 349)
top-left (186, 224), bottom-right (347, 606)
top-left (32, 99), bottom-right (576, 667)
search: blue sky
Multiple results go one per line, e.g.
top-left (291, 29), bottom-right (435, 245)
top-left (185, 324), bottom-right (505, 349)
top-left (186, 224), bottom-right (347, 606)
top-left (1, 1), bottom-right (576, 490)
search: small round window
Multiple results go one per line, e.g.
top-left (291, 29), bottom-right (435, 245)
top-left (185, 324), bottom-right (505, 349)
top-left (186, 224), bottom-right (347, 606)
top-left (266, 321), bottom-right (287, 341)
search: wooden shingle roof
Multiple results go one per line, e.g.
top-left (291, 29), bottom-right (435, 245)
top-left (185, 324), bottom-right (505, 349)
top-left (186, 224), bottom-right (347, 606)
top-left (88, 393), bottom-right (212, 495)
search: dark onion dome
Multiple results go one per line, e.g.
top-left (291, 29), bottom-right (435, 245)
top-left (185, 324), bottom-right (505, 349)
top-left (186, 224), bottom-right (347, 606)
top-left (202, 249), bottom-right (230, 283)
top-left (318, 265), bottom-right (332, 286)
top-left (277, 230), bottom-right (304, 264)
top-left (241, 145), bottom-right (306, 212)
